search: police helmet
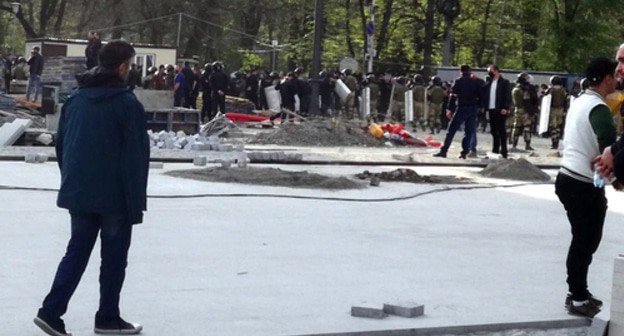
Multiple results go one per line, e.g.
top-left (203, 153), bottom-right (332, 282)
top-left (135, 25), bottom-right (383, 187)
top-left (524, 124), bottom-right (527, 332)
top-left (269, 71), bottom-right (279, 79)
top-left (517, 72), bottom-right (531, 84)
top-left (366, 74), bottom-right (375, 81)
top-left (212, 61), bottom-right (223, 72)
top-left (294, 67), bottom-right (304, 75)
top-left (204, 63), bottom-right (212, 71)
top-left (147, 66), bottom-right (157, 74)
top-left (431, 76), bottom-right (442, 86)
top-left (319, 70), bottom-right (328, 78)
top-left (413, 74), bottom-right (424, 85)
top-left (396, 76), bottom-right (407, 85)
top-left (341, 68), bottom-right (352, 76)
top-left (550, 75), bottom-right (562, 86)
top-left (165, 64), bottom-right (174, 72)
top-left (580, 78), bottom-right (589, 91)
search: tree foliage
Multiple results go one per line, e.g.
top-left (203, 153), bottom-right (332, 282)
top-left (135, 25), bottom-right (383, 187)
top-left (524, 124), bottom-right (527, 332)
top-left (1, 0), bottom-right (623, 74)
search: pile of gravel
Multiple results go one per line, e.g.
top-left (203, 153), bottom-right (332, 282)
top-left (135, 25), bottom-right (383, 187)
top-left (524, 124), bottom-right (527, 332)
top-left (250, 118), bottom-right (382, 147)
top-left (356, 168), bottom-right (472, 184)
top-left (480, 158), bottom-right (551, 181)
top-left (167, 167), bottom-right (364, 190)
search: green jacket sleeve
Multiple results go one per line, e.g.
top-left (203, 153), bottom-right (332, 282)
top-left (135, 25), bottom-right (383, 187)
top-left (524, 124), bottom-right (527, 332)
top-left (589, 104), bottom-right (616, 152)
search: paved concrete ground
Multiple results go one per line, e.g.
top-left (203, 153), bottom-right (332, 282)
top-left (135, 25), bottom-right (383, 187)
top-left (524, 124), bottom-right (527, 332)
top-left (1, 162), bottom-right (621, 335)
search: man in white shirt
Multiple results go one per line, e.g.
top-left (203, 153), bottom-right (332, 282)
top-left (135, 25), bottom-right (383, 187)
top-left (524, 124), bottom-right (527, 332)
top-left (482, 65), bottom-right (511, 158)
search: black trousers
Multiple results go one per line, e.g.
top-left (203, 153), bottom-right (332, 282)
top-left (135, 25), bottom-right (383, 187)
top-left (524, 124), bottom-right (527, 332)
top-left (489, 109), bottom-right (508, 157)
top-left (555, 173), bottom-right (607, 301)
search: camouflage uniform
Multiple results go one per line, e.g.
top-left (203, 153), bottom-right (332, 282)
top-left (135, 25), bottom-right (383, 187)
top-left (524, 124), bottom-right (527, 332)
top-left (549, 85), bottom-right (567, 149)
top-left (512, 84), bottom-right (534, 149)
top-left (427, 84), bottom-right (446, 134)
top-left (392, 83), bottom-right (408, 122)
top-left (344, 75), bottom-right (359, 118)
top-left (412, 84), bottom-right (426, 130)
top-left (368, 81), bottom-right (380, 121)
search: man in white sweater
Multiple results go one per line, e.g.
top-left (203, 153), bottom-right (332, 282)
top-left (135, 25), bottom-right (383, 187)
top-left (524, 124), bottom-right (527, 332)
top-left (556, 57), bottom-right (617, 318)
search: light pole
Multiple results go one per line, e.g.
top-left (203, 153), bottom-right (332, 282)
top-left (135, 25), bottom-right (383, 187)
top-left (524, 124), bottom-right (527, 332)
top-left (9, 1), bottom-right (19, 55)
top-left (308, 0), bottom-right (323, 116)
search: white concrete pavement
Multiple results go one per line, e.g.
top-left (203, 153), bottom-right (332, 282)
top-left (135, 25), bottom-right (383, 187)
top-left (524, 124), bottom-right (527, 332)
top-left (0, 162), bottom-right (621, 335)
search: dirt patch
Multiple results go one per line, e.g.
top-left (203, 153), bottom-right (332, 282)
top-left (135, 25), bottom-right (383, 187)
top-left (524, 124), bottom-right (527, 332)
top-left (250, 118), bottom-right (383, 147)
top-left (356, 168), bottom-right (472, 184)
top-left (479, 158), bottom-right (551, 181)
top-left (166, 166), bottom-right (364, 190)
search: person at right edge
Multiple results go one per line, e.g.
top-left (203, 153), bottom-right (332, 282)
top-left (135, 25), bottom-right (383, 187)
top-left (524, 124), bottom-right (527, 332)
top-left (556, 57), bottom-right (618, 318)
top-left (33, 40), bottom-right (149, 335)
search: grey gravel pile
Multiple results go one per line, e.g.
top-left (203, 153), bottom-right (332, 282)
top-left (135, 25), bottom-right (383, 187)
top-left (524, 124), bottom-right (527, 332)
top-left (480, 158), bottom-right (551, 181)
top-left (250, 118), bottom-right (382, 147)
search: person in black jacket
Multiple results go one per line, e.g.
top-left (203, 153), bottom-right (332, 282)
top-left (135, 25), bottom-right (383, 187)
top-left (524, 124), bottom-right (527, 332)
top-left (245, 68), bottom-right (260, 109)
top-left (270, 72), bottom-right (299, 124)
top-left (434, 65), bottom-right (483, 159)
top-left (34, 40), bottom-right (148, 336)
top-left (85, 31), bottom-right (102, 70)
top-left (200, 63), bottom-right (213, 121)
top-left (181, 61), bottom-right (195, 108)
top-left (26, 46), bottom-right (44, 102)
top-left (483, 65), bottom-right (511, 158)
top-left (209, 61), bottom-right (229, 118)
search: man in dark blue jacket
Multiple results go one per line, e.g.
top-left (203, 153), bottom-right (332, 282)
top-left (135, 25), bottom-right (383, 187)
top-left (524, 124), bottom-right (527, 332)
top-left (34, 40), bottom-right (149, 336)
top-left (434, 65), bottom-right (483, 158)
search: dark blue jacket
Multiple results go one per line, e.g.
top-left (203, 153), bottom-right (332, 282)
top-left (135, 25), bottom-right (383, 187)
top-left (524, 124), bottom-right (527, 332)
top-left (448, 73), bottom-right (483, 112)
top-left (56, 67), bottom-right (150, 224)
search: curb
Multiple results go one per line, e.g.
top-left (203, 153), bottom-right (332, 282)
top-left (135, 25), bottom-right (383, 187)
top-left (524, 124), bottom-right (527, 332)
top-left (291, 318), bottom-right (590, 336)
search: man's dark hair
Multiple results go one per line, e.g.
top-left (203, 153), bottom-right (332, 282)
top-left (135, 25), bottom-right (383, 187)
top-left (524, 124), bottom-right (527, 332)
top-left (489, 65), bottom-right (499, 72)
top-left (98, 40), bottom-right (136, 70)
top-left (33, 46), bottom-right (40, 52)
top-left (460, 64), bottom-right (471, 73)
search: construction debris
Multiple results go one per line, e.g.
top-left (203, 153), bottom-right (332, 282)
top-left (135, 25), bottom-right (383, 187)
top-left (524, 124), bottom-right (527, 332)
top-left (250, 118), bottom-right (382, 147)
top-left (480, 158), bottom-right (551, 181)
top-left (356, 169), bottom-right (472, 184)
top-left (166, 167), bottom-right (364, 190)
top-left (0, 118), bottom-right (33, 146)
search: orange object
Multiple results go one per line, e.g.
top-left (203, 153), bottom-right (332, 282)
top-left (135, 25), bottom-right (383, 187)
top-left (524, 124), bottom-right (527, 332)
top-left (368, 123), bottom-right (384, 138)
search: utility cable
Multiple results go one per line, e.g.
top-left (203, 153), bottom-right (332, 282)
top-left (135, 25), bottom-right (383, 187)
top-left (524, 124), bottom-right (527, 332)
top-left (0, 182), bottom-right (552, 203)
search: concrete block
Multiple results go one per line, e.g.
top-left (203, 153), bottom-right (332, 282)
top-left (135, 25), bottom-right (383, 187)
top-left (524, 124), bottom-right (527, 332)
top-left (0, 118), bottom-right (32, 146)
top-left (24, 153), bottom-right (37, 163)
top-left (609, 321), bottom-right (624, 336)
top-left (237, 158), bottom-right (248, 168)
top-left (351, 306), bottom-right (386, 319)
top-left (191, 142), bottom-right (206, 151)
top-left (613, 299), bottom-right (624, 314)
top-left (135, 90), bottom-right (174, 109)
top-left (383, 303), bottom-right (424, 318)
top-left (220, 160), bottom-right (231, 169)
top-left (293, 153), bottom-right (303, 161)
top-left (193, 156), bottom-right (207, 166)
top-left (589, 310), bottom-right (609, 336)
top-left (35, 154), bottom-right (48, 163)
top-left (149, 162), bottom-right (164, 169)
top-left (235, 143), bottom-right (245, 152)
top-left (370, 176), bottom-right (381, 187)
top-left (222, 144), bottom-right (234, 152)
top-left (35, 133), bottom-right (54, 146)
top-left (156, 141), bottom-right (164, 149)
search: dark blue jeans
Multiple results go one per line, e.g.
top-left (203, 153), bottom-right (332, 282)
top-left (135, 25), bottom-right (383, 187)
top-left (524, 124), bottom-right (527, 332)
top-left (440, 105), bottom-right (477, 155)
top-left (40, 212), bottom-right (132, 320)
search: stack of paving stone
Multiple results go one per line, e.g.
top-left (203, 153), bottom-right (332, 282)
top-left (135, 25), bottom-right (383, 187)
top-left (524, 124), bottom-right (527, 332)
top-left (147, 130), bottom-right (236, 152)
top-left (41, 57), bottom-right (85, 94)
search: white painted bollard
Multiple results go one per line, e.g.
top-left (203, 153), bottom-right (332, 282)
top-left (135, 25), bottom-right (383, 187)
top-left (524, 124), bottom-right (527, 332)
top-left (609, 255), bottom-right (624, 336)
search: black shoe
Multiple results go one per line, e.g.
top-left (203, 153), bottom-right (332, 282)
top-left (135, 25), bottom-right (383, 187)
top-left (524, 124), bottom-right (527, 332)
top-left (94, 316), bottom-right (142, 335)
top-left (34, 310), bottom-right (72, 336)
top-left (525, 145), bottom-right (534, 151)
top-left (567, 300), bottom-right (600, 318)
top-left (565, 293), bottom-right (603, 309)
top-left (433, 152), bottom-right (447, 158)
top-left (458, 152), bottom-right (467, 159)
